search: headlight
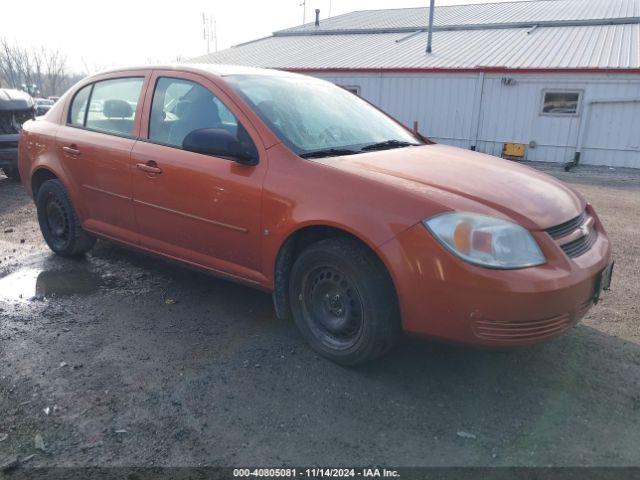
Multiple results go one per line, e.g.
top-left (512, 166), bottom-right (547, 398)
top-left (423, 212), bottom-right (545, 269)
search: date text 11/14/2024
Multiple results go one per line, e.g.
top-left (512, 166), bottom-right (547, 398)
top-left (233, 468), bottom-right (401, 478)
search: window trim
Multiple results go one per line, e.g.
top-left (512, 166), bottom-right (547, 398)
top-left (540, 89), bottom-right (583, 117)
top-left (67, 83), bottom-right (93, 128)
top-left (66, 76), bottom-right (145, 140)
top-left (340, 85), bottom-right (361, 96)
top-left (143, 75), bottom-right (260, 164)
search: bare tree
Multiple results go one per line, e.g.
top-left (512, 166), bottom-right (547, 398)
top-left (0, 39), bottom-right (76, 97)
top-left (44, 48), bottom-right (68, 96)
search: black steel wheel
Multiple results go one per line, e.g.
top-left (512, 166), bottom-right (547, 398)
top-left (36, 179), bottom-right (96, 257)
top-left (289, 237), bottom-right (400, 365)
top-left (44, 193), bottom-right (71, 251)
top-left (303, 265), bottom-right (365, 351)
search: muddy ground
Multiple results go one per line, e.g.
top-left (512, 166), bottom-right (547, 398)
top-left (0, 163), bottom-right (639, 468)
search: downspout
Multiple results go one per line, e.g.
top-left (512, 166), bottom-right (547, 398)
top-left (470, 72), bottom-right (485, 151)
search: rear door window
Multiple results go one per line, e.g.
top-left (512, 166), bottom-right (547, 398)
top-left (84, 78), bottom-right (144, 137)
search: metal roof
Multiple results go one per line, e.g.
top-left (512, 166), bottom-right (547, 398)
top-left (191, 0), bottom-right (640, 72)
top-left (277, 0), bottom-right (640, 34)
top-left (192, 24), bottom-right (640, 71)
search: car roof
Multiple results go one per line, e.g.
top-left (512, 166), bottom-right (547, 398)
top-left (96, 63), bottom-right (300, 79)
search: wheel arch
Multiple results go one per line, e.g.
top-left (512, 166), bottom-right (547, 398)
top-left (31, 167), bottom-right (61, 198)
top-left (272, 223), bottom-right (400, 321)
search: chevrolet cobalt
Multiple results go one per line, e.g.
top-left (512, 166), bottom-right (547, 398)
top-left (18, 65), bottom-right (613, 364)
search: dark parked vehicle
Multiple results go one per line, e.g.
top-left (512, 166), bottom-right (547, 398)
top-left (1, 89), bottom-right (35, 180)
top-left (35, 98), bottom-right (55, 116)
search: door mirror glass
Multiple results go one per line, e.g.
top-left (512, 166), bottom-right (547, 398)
top-left (182, 128), bottom-right (258, 165)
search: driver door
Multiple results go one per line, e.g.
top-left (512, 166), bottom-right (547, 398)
top-left (131, 71), bottom-right (268, 283)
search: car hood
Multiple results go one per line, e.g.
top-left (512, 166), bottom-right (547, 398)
top-left (320, 144), bottom-right (585, 230)
top-left (0, 89), bottom-right (34, 111)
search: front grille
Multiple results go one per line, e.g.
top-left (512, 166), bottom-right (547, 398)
top-left (474, 299), bottom-right (592, 342)
top-left (545, 209), bottom-right (597, 258)
top-left (0, 110), bottom-right (33, 135)
top-left (560, 228), bottom-right (597, 258)
top-left (546, 211), bottom-right (587, 239)
top-left (474, 313), bottom-right (573, 342)
top-left (0, 141), bottom-right (18, 149)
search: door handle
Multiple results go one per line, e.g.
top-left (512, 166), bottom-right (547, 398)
top-left (62, 145), bottom-right (81, 156)
top-left (136, 162), bottom-right (162, 174)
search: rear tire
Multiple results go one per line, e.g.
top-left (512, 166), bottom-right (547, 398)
top-left (289, 237), bottom-right (400, 365)
top-left (2, 167), bottom-right (20, 181)
top-left (36, 179), bottom-right (96, 257)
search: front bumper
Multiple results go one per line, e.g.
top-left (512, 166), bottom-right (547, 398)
top-left (378, 211), bottom-right (612, 347)
top-left (0, 134), bottom-right (19, 169)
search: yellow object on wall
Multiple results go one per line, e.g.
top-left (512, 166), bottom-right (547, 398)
top-left (503, 143), bottom-right (526, 158)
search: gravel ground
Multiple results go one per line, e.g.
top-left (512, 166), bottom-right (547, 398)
top-left (0, 163), bottom-right (639, 469)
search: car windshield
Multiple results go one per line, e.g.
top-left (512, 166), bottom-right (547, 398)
top-left (226, 74), bottom-right (422, 157)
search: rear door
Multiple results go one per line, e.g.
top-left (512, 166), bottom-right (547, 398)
top-left (56, 73), bottom-right (149, 244)
top-left (131, 70), bottom-right (268, 283)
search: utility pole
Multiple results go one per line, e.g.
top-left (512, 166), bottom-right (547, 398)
top-left (214, 19), bottom-right (217, 52)
top-left (203, 13), bottom-right (217, 54)
top-left (426, 0), bottom-right (435, 54)
top-left (300, 0), bottom-right (306, 24)
top-left (203, 13), bottom-right (209, 54)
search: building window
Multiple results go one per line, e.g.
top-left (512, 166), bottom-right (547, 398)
top-left (340, 85), bottom-right (360, 96)
top-left (541, 90), bottom-right (582, 116)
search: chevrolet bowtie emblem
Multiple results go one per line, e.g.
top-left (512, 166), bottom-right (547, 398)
top-left (580, 224), bottom-right (590, 236)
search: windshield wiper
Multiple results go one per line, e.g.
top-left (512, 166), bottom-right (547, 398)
top-left (300, 148), bottom-right (359, 159)
top-left (360, 140), bottom-right (420, 152)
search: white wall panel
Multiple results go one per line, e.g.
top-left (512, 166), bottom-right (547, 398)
top-left (312, 72), bottom-right (640, 168)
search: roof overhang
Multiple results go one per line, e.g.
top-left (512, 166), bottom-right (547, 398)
top-left (285, 67), bottom-right (640, 75)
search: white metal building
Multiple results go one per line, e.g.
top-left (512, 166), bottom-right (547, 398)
top-left (192, 0), bottom-right (640, 168)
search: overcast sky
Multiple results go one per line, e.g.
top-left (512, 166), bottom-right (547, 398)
top-left (1, 0), bottom-right (521, 73)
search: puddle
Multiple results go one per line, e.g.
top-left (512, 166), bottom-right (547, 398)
top-left (0, 267), bottom-right (102, 302)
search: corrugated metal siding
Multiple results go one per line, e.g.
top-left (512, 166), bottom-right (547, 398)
top-left (193, 24), bottom-right (640, 70)
top-left (312, 72), bottom-right (640, 168)
top-left (190, 0), bottom-right (640, 168)
top-left (475, 76), bottom-right (584, 162)
top-left (278, 0), bottom-right (640, 34)
top-left (582, 99), bottom-right (640, 167)
top-left (314, 72), bottom-right (478, 149)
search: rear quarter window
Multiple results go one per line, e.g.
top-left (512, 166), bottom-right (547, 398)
top-left (69, 84), bottom-right (92, 126)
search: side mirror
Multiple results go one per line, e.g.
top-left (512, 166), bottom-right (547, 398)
top-left (182, 128), bottom-right (258, 166)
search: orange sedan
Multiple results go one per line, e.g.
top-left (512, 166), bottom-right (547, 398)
top-left (18, 65), bottom-right (613, 365)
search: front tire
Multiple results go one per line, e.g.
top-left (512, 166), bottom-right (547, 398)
top-left (36, 179), bottom-right (96, 257)
top-left (289, 238), bottom-right (400, 365)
